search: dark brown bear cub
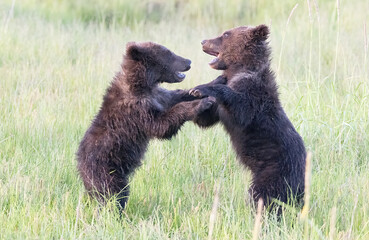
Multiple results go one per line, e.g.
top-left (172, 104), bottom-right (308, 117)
top-left (77, 42), bottom-right (212, 210)
top-left (191, 25), bottom-right (306, 212)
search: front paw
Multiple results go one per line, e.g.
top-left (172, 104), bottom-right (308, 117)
top-left (189, 88), bottom-right (204, 98)
top-left (190, 85), bottom-right (213, 98)
top-left (197, 97), bottom-right (216, 112)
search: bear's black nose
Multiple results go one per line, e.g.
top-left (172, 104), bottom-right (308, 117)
top-left (184, 59), bottom-right (191, 70)
top-left (201, 40), bottom-right (207, 45)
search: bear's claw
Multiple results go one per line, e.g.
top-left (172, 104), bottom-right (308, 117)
top-left (189, 88), bottom-right (203, 98)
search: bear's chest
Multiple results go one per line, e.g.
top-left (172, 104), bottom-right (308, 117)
top-left (218, 106), bottom-right (244, 134)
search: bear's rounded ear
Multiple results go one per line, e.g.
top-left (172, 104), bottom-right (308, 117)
top-left (252, 24), bottom-right (270, 41)
top-left (126, 42), bottom-right (144, 61)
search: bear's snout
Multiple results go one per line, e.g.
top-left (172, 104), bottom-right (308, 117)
top-left (183, 59), bottom-right (191, 71)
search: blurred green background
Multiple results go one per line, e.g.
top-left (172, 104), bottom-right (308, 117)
top-left (1, 0), bottom-right (369, 239)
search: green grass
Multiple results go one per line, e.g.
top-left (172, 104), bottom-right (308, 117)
top-left (1, 0), bottom-right (369, 239)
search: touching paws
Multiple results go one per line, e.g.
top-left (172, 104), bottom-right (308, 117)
top-left (189, 85), bottom-right (213, 98)
top-left (189, 88), bottom-right (204, 98)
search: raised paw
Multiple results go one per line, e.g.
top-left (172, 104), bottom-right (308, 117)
top-left (189, 88), bottom-right (204, 98)
top-left (197, 97), bottom-right (215, 112)
top-left (190, 85), bottom-right (214, 98)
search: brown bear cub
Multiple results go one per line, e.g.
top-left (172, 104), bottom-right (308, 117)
top-left (190, 25), bottom-right (306, 212)
top-left (77, 42), bottom-right (212, 210)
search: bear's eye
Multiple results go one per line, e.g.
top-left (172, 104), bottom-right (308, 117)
top-left (223, 32), bottom-right (230, 38)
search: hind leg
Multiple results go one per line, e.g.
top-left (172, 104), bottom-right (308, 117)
top-left (114, 177), bottom-right (130, 211)
top-left (249, 181), bottom-right (298, 216)
top-left (80, 163), bottom-right (132, 211)
top-left (248, 183), bottom-right (279, 214)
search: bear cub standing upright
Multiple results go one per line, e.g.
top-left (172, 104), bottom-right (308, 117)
top-left (191, 25), bottom-right (306, 211)
top-left (77, 42), bottom-right (212, 210)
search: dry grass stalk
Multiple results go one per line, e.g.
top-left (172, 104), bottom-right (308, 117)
top-left (208, 181), bottom-right (220, 240)
top-left (252, 198), bottom-right (264, 240)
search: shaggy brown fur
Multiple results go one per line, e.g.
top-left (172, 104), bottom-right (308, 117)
top-left (77, 42), bottom-right (213, 210)
top-left (190, 25), bottom-right (306, 212)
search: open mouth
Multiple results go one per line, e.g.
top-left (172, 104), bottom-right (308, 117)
top-left (174, 62), bottom-right (191, 81)
top-left (203, 48), bottom-right (220, 66)
top-left (204, 49), bottom-right (219, 57)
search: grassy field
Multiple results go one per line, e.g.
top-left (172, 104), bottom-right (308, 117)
top-left (1, 0), bottom-right (369, 239)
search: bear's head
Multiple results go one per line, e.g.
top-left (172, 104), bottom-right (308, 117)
top-left (125, 42), bottom-right (191, 84)
top-left (201, 25), bottom-right (270, 71)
